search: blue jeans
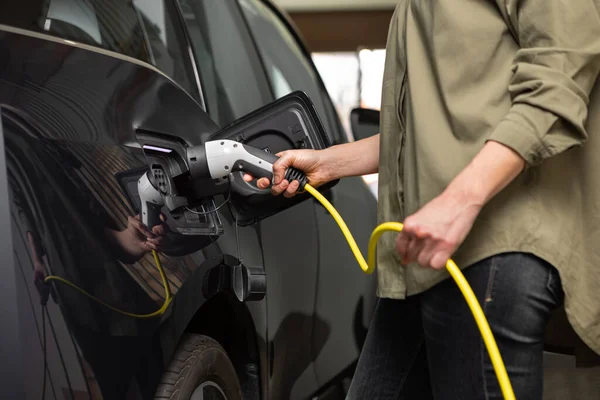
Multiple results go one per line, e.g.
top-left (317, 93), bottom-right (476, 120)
top-left (346, 252), bottom-right (564, 400)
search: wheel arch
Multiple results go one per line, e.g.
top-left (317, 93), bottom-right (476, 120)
top-left (187, 293), bottom-right (261, 399)
top-left (159, 289), bottom-right (262, 400)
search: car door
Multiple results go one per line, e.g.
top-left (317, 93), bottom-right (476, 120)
top-left (1, 2), bottom-right (329, 399)
top-left (177, 1), bottom-right (323, 398)
top-left (0, 2), bottom-right (232, 397)
top-left (0, 1), bottom-right (284, 399)
top-left (237, 0), bottom-right (380, 390)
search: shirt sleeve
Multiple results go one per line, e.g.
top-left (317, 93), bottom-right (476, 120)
top-left (488, 0), bottom-right (600, 166)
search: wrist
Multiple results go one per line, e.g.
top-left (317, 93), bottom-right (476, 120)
top-left (322, 138), bottom-right (378, 181)
top-left (320, 146), bottom-right (344, 181)
top-left (442, 141), bottom-right (526, 208)
top-left (443, 171), bottom-right (487, 209)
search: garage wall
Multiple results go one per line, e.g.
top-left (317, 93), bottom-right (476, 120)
top-left (272, 0), bottom-right (395, 52)
top-left (285, 9), bottom-right (394, 52)
top-left (274, 0), bottom-right (398, 12)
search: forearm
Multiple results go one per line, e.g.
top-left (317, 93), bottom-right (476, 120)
top-left (443, 140), bottom-right (526, 206)
top-left (323, 133), bottom-right (380, 180)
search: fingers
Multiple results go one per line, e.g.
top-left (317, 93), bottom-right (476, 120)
top-left (250, 150), bottom-right (316, 196)
top-left (416, 240), bottom-right (436, 269)
top-left (146, 236), bottom-right (167, 250)
top-left (270, 179), bottom-right (289, 196)
top-left (283, 180), bottom-right (300, 198)
top-left (27, 231), bottom-right (42, 262)
top-left (241, 174), bottom-right (272, 189)
top-left (430, 249), bottom-right (452, 270)
top-left (397, 228), bottom-right (452, 270)
top-left (151, 214), bottom-right (170, 236)
top-left (404, 236), bottom-right (425, 265)
top-left (398, 232), bottom-right (442, 268)
top-left (395, 231), bottom-right (411, 264)
top-left (272, 151), bottom-right (294, 186)
top-left (129, 216), bottom-right (155, 239)
top-left (245, 150), bottom-right (311, 196)
top-left (397, 217), bottom-right (435, 266)
top-left (140, 241), bottom-right (158, 254)
top-left (152, 224), bottom-right (167, 237)
top-left (257, 178), bottom-right (271, 189)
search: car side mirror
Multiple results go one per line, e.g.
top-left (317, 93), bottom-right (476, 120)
top-left (350, 108), bottom-right (380, 141)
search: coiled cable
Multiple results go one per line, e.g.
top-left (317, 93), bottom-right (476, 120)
top-left (304, 183), bottom-right (516, 400)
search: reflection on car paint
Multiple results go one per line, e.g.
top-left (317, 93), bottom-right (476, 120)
top-left (1, 28), bottom-right (219, 399)
top-left (1, 1), bottom-right (380, 397)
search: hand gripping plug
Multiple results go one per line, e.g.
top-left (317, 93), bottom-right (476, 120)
top-left (139, 139), bottom-right (307, 229)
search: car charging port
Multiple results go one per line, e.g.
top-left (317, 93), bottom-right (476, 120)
top-left (202, 255), bottom-right (266, 303)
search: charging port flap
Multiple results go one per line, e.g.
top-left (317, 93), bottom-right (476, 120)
top-left (209, 91), bottom-right (339, 226)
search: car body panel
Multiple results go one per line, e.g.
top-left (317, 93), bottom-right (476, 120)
top-left (0, 26), bottom-right (222, 398)
top-left (235, 0), bottom-right (378, 388)
top-left (312, 176), bottom-right (378, 387)
top-left (0, 1), bottom-right (379, 399)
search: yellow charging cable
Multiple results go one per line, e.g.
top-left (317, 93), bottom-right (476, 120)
top-left (42, 182), bottom-right (515, 398)
top-left (304, 183), bottom-right (516, 400)
top-left (44, 249), bottom-right (172, 319)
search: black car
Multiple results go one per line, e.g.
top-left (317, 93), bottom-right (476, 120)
top-left (0, 1), bottom-right (379, 399)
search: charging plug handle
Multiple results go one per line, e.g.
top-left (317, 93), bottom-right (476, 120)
top-left (201, 140), bottom-right (307, 189)
top-left (239, 144), bottom-right (308, 189)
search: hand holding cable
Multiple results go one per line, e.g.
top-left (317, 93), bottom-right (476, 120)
top-left (248, 148), bottom-right (516, 400)
top-left (395, 189), bottom-right (482, 270)
top-left (306, 182), bottom-right (514, 400)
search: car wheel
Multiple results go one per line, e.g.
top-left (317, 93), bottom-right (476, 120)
top-left (155, 333), bottom-right (242, 400)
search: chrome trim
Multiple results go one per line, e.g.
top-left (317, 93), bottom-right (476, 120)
top-left (187, 43), bottom-right (207, 111)
top-left (0, 23), bottom-right (203, 109)
top-left (174, 0), bottom-right (207, 111)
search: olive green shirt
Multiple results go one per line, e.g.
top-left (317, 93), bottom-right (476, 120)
top-left (377, 0), bottom-right (600, 355)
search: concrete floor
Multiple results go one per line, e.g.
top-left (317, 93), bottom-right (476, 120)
top-left (543, 352), bottom-right (600, 399)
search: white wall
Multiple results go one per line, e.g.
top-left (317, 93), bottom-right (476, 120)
top-left (272, 0), bottom-right (398, 12)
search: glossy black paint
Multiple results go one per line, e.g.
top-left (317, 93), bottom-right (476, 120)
top-left (0, 1), bottom-right (379, 399)
top-left (0, 27), bottom-right (224, 399)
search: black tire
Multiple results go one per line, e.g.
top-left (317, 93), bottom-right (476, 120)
top-left (154, 333), bottom-right (242, 400)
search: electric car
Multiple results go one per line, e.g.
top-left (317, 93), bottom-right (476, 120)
top-left (0, 1), bottom-right (378, 399)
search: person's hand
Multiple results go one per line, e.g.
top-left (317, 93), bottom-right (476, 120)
top-left (243, 149), bottom-right (331, 198)
top-left (395, 190), bottom-right (483, 269)
top-left (111, 214), bottom-right (171, 263)
top-left (27, 231), bottom-right (47, 277)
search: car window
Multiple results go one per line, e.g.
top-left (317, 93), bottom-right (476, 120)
top-left (0, 0), bottom-right (198, 99)
top-left (133, 0), bottom-right (197, 98)
top-left (238, 0), bottom-right (344, 144)
top-left (177, 0), bottom-right (272, 127)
